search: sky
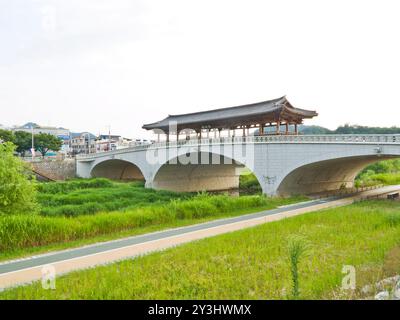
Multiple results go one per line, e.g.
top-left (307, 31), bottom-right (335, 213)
top-left (1, 0), bottom-right (399, 139)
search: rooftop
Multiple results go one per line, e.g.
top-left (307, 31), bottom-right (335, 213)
top-left (142, 96), bottom-right (317, 132)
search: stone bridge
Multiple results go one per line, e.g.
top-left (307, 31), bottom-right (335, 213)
top-left (76, 134), bottom-right (400, 196)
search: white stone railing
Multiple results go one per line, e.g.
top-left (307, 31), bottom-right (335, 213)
top-left (76, 134), bottom-right (400, 160)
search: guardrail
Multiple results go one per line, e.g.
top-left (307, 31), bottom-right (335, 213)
top-left (313, 184), bottom-right (385, 200)
top-left (76, 134), bottom-right (400, 160)
top-left (355, 188), bottom-right (400, 202)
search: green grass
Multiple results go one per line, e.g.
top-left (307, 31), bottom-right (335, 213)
top-left (355, 173), bottom-right (400, 188)
top-left (37, 179), bottom-right (192, 217)
top-left (355, 159), bottom-right (400, 188)
top-left (239, 172), bottom-right (262, 194)
top-left (1, 200), bottom-right (400, 300)
top-left (0, 193), bottom-right (306, 260)
top-left (36, 178), bottom-right (116, 194)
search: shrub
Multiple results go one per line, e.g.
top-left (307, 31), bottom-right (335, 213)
top-left (0, 142), bottom-right (38, 215)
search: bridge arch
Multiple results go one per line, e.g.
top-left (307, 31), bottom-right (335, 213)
top-left (276, 155), bottom-right (396, 196)
top-left (150, 151), bottom-right (262, 193)
top-left (90, 159), bottom-right (145, 181)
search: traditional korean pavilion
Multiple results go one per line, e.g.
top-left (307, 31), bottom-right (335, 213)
top-left (143, 96), bottom-right (318, 141)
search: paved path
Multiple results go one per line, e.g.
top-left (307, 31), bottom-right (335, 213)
top-left (1, 185), bottom-right (399, 290)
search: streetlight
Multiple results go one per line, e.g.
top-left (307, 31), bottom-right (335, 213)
top-left (30, 125), bottom-right (35, 161)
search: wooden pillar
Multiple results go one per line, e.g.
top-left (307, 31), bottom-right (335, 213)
top-left (166, 133), bottom-right (170, 143)
top-left (295, 123), bottom-right (298, 135)
top-left (285, 123), bottom-right (289, 135)
top-left (259, 124), bottom-right (264, 136)
top-left (242, 126), bottom-right (246, 137)
top-left (276, 121), bottom-right (280, 135)
top-left (218, 128), bottom-right (221, 138)
top-left (207, 129), bottom-right (210, 138)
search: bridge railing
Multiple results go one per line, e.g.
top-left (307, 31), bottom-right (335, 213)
top-left (76, 134), bottom-right (400, 159)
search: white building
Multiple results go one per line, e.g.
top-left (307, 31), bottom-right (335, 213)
top-left (12, 122), bottom-right (70, 137)
top-left (70, 132), bottom-right (96, 155)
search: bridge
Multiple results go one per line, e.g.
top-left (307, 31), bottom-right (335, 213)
top-left (76, 134), bottom-right (400, 196)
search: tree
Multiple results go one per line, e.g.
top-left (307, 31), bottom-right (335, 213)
top-left (0, 129), bottom-right (15, 144)
top-left (34, 133), bottom-right (62, 158)
top-left (0, 142), bottom-right (37, 214)
top-left (14, 131), bottom-right (32, 156)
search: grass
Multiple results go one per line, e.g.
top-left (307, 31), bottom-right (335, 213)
top-left (0, 192), bottom-right (306, 261)
top-left (1, 200), bottom-right (400, 300)
top-left (355, 173), bottom-right (400, 188)
top-left (355, 159), bottom-right (400, 188)
top-left (239, 172), bottom-right (262, 194)
top-left (37, 179), bottom-right (193, 217)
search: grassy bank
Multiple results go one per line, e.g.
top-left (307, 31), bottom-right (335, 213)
top-left (0, 193), bottom-right (306, 260)
top-left (355, 159), bottom-right (400, 187)
top-left (37, 179), bottom-right (192, 217)
top-left (355, 172), bottom-right (400, 188)
top-left (239, 172), bottom-right (262, 194)
top-left (2, 200), bottom-right (399, 300)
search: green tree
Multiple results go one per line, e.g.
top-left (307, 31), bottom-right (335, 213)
top-left (0, 129), bottom-right (15, 143)
top-left (14, 131), bottom-right (32, 156)
top-left (0, 142), bottom-right (37, 215)
top-left (34, 133), bottom-right (62, 158)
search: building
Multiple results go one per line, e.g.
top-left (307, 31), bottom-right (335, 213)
top-left (95, 134), bottom-right (121, 153)
top-left (143, 96), bottom-right (318, 141)
top-left (11, 122), bottom-right (71, 156)
top-left (70, 132), bottom-right (96, 155)
top-left (13, 122), bottom-right (70, 137)
top-left (95, 135), bottom-right (145, 152)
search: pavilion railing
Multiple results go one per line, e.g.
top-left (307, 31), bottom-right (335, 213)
top-left (76, 134), bottom-right (400, 159)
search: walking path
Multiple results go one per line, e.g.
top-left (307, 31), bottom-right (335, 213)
top-left (1, 185), bottom-right (399, 290)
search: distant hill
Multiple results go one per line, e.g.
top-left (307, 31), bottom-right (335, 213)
top-left (255, 124), bottom-right (400, 135)
top-left (300, 124), bottom-right (400, 135)
top-left (298, 125), bottom-right (332, 134)
top-left (333, 124), bottom-right (400, 134)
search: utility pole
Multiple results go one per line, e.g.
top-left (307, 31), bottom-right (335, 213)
top-left (31, 125), bottom-right (35, 161)
top-left (108, 125), bottom-right (111, 151)
top-left (86, 133), bottom-right (91, 154)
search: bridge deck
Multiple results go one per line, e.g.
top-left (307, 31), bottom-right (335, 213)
top-left (76, 134), bottom-right (400, 160)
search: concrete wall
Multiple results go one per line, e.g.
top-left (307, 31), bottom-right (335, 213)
top-left (276, 155), bottom-right (395, 195)
top-left (91, 159), bottom-right (144, 180)
top-left (151, 163), bottom-right (243, 192)
top-left (31, 159), bottom-right (76, 181)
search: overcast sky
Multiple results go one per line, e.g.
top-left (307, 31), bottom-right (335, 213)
top-left (1, 0), bottom-right (399, 138)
